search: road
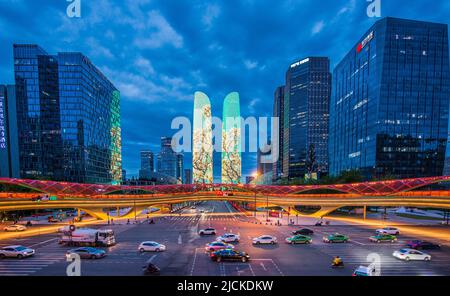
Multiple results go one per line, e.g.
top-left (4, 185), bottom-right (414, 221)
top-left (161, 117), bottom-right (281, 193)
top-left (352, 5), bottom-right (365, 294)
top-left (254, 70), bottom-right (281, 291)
top-left (1, 201), bottom-right (450, 276)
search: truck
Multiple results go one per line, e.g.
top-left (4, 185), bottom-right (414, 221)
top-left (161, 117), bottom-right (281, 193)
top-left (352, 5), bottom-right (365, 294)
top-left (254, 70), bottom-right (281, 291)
top-left (59, 228), bottom-right (116, 247)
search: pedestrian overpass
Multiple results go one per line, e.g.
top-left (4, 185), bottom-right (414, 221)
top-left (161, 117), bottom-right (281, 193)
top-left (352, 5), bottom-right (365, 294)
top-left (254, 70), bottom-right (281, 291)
top-left (1, 176), bottom-right (450, 220)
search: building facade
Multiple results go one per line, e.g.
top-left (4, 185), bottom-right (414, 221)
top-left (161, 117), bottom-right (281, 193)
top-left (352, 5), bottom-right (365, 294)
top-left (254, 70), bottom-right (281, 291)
top-left (273, 86), bottom-right (285, 181)
top-left (257, 145), bottom-right (274, 185)
top-left (222, 92), bottom-right (242, 184)
top-left (192, 92), bottom-right (213, 184)
top-left (0, 85), bottom-right (20, 178)
top-left (157, 137), bottom-right (183, 183)
top-left (184, 168), bottom-right (192, 184)
top-left (329, 17), bottom-right (450, 179)
top-left (283, 57), bottom-right (331, 179)
top-left (13, 44), bottom-right (122, 184)
top-left (139, 150), bottom-right (154, 180)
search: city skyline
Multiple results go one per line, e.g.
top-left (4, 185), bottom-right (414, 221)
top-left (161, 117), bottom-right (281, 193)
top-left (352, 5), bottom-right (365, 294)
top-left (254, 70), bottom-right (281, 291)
top-left (2, 1), bottom-right (450, 179)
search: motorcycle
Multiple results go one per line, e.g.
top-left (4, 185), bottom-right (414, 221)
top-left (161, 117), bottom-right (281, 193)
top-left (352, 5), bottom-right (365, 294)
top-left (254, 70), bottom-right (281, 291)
top-left (331, 261), bottom-right (345, 268)
top-left (143, 263), bottom-right (161, 276)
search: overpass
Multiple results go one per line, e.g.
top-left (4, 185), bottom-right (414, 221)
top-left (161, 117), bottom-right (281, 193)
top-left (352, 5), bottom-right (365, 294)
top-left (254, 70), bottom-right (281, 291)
top-left (1, 176), bottom-right (450, 220)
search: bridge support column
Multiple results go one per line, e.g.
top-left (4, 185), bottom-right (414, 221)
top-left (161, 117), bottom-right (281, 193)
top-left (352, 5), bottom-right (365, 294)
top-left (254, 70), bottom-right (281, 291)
top-left (117, 207), bottom-right (120, 218)
top-left (363, 205), bottom-right (367, 220)
top-left (77, 208), bottom-right (81, 219)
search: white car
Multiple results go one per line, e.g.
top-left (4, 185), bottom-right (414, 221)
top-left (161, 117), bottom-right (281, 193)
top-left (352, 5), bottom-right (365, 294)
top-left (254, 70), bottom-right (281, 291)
top-left (217, 233), bottom-right (240, 243)
top-left (252, 235), bottom-right (277, 245)
top-left (199, 228), bottom-right (217, 235)
top-left (138, 241), bottom-right (166, 253)
top-left (393, 249), bottom-right (431, 261)
top-left (376, 227), bottom-right (400, 235)
top-left (0, 246), bottom-right (35, 259)
top-left (4, 225), bottom-right (27, 232)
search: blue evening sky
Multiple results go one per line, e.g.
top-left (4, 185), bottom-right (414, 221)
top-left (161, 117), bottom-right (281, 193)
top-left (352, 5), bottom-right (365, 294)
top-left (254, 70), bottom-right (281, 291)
top-left (1, 0), bottom-right (449, 180)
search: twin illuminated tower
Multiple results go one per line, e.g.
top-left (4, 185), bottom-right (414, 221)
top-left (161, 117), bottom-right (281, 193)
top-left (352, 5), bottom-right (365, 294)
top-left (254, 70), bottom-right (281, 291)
top-left (192, 92), bottom-right (242, 184)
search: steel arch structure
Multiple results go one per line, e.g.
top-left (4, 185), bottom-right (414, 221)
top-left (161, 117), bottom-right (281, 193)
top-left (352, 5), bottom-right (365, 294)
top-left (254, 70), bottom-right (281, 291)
top-left (1, 176), bottom-right (450, 197)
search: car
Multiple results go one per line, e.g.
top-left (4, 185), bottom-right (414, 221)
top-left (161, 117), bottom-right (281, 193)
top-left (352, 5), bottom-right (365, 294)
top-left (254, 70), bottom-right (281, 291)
top-left (285, 235), bottom-right (312, 244)
top-left (216, 233), bottom-right (240, 243)
top-left (66, 247), bottom-right (106, 259)
top-left (352, 266), bottom-right (376, 277)
top-left (369, 234), bottom-right (397, 243)
top-left (393, 249), bottom-right (431, 261)
top-left (191, 206), bottom-right (196, 209)
top-left (323, 234), bottom-right (349, 243)
top-left (210, 249), bottom-right (250, 263)
top-left (252, 235), bottom-right (277, 245)
top-left (406, 240), bottom-right (441, 250)
top-left (3, 225), bottom-right (27, 232)
top-left (0, 246), bottom-right (35, 259)
top-left (48, 217), bottom-right (59, 223)
top-left (199, 228), bottom-right (217, 236)
top-left (376, 227), bottom-right (400, 235)
top-left (292, 228), bottom-right (314, 235)
top-left (205, 241), bottom-right (235, 252)
top-left (138, 241), bottom-right (167, 252)
top-left (200, 210), bottom-right (205, 213)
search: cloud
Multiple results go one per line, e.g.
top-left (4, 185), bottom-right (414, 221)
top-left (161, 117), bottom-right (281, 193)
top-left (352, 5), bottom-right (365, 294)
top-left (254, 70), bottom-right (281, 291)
top-left (85, 37), bottom-right (115, 59)
top-left (311, 20), bottom-right (325, 35)
top-left (134, 10), bottom-right (183, 49)
top-left (202, 3), bottom-right (221, 29)
top-left (244, 59), bottom-right (258, 70)
top-left (134, 56), bottom-right (156, 76)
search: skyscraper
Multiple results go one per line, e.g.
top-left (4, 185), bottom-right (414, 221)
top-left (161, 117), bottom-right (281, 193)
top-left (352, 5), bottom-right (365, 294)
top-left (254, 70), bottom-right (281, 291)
top-left (13, 44), bottom-right (122, 184)
top-left (283, 57), bottom-right (331, 179)
top-left (139, 150), bottom-right (154, 179)
top-left (329, 17), bottom-right (450, 179)
top-left (184, 168), bottom-right (192, 184)
top-left (157, 137), bottom-right (183, 183)
top-left (257, 144), bottom-right (273, 184)
top-left (222, 92), bottom-right (242, 184)
top-left (0, 85), bottom-right (20, 178)
top-left (192, 92), bottom-right (213, 184)
top-left (273, 86), bottom-right (285, 181)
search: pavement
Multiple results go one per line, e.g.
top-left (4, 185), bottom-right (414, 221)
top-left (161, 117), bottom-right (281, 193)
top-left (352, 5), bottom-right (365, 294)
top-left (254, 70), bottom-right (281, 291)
top-left (1, 201), bottom-right (450, 276)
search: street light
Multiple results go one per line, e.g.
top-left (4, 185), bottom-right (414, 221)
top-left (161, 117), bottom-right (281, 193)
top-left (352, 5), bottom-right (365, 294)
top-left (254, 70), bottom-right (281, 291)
top-left (253, 172), bottom-right (259, 218)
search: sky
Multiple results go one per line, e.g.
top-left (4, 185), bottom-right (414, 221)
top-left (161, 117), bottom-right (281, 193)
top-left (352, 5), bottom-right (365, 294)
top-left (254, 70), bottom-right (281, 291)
top-left (1, 0), bottom-right (450, 181)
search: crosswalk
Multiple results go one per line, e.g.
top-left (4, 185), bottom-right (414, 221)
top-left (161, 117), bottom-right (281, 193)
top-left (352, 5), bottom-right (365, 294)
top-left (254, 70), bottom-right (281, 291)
top-left (317, 244), bottom-right (450, 276)
top-left (160, 215), bottom-right (250, 225)
top-left (0, 253), bottom-right (63, 276)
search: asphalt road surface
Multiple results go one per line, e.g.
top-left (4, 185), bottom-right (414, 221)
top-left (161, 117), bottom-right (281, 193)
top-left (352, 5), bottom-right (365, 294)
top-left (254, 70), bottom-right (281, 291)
top-left (1, 201), bottom-right (450, 276)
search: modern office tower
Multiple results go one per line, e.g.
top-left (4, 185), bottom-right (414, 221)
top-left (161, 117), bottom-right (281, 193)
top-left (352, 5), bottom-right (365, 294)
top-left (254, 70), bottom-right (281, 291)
top-left (139, 150), bottom-right (154, 180)
top-left (184, 168), bottom-right (192, 184)
top-left (157, 137), bottom-right (183, 183)
top-left (329, 17), bottom-right (450, 179)
top-left (257, 145), bottom-right (273, 184)
top-left (0, 85), bottom-right (20, 178)
top-left (273, 86), bottom-right (285, 181)
top-left (245, 176), bottom-right (255, 184)
top-left (13, 44), bottom-right (122, 184)
top-left (122, 169), bottom-right (127, 183)
top-left (176, 153), bottom-right (184, 183)
top-left (222, 92), bottom-right (242, 184)
top-left (282, 57), bottom-right (331, 179)
top-left (192, 92), bottom-right (213, 184)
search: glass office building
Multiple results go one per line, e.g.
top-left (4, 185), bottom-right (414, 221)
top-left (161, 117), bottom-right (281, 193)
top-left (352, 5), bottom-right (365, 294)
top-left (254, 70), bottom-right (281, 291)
top-left (283, 57), bottom-right (331, 179)
top-left (13, 44), bottom-right (122, 184)
top-left (0, 85), bottom-right (20, 178)
top-left (329, 18), bottom-right (450, 179)
top-left (273, 86), bottom-right (285, 181)
top-left (157, 137), bottom-right (184, 183)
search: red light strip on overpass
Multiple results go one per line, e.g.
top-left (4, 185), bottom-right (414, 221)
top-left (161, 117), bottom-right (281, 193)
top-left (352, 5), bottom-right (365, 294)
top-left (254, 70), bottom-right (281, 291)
top-left (1, 176), bottom-right (450, 197)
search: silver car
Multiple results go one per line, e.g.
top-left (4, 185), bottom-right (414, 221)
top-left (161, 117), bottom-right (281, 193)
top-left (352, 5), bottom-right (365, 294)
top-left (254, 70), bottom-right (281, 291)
top-left (0, 246), bottom-right (35, 259)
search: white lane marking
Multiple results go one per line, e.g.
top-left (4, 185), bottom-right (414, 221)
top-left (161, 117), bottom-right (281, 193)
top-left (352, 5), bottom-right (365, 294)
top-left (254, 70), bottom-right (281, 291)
top-left (349, 240), bottom-right (366, 246)
top-left (146, 255), bottom-right (157, 264)
top-left (248, 263), bottom-right (256, 276)
top-left (189, 248), bottom-right (199, 276)
top-left (29, 238), bottom-right (59, 248)
top-left (260, 262), bottom-right (267, 271)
